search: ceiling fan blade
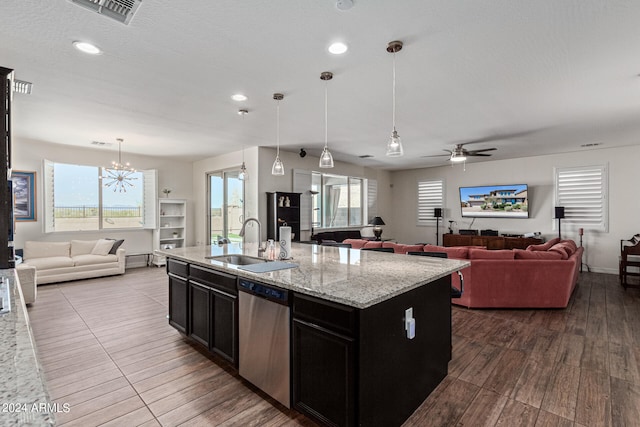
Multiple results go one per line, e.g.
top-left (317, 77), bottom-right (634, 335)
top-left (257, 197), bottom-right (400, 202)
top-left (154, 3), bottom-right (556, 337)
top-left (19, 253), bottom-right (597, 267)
top-left (466, 147), bottom-right (497, 154)
top-left (467, 153), bottom-right (493, 157)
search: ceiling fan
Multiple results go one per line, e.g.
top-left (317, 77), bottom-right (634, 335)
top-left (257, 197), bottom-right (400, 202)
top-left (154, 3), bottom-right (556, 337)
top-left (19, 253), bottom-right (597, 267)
top-left (446, 143), bottom-right (496, 162)
top-left (422, 141), bottom-right (497, 162)
top-left (423, 130), bottom-right (538, 163)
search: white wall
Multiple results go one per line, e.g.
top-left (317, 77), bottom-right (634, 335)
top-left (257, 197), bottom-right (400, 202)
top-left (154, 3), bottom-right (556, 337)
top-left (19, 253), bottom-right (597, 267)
top-left (12, 138), bottom-right (194, 262)
top-left (389, 145), bottom-right (640, 274)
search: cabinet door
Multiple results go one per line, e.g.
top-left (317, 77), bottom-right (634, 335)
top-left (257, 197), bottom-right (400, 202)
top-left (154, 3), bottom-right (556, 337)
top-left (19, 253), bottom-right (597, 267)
top-left (168, 273), bottom-right (188, 334)
top-left (189, 281), bottom-right (211, 348)
top-left (210, 287), bottom-right (238, 365)
top-left (292, 318), bottom-right (355, 427)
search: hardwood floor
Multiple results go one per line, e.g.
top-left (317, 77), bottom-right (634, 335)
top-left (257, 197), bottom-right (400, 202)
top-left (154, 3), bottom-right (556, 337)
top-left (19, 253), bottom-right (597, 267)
top-left (28, 268), bottom-right (640, 426)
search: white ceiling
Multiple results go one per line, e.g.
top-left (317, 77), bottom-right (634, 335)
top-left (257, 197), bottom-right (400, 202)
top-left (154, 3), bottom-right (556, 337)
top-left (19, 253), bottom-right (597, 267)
top-left (2, 0), bottom-right (640, 170)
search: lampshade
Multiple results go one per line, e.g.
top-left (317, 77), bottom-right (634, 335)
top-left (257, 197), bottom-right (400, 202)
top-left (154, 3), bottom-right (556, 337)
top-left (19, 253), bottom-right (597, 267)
top-left (434, 208), bottom-right (443, 218)
top-left (554, 206), bottom-right (565, 219)
top-left (371, 216), bottom-right (386, 226)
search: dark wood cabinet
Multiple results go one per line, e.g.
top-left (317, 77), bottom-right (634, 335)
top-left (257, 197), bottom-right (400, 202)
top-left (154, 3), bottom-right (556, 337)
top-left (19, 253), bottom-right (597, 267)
top-left (210, 287), bottom-right (237, 364)
top-left (189, 281), bottom-right (211, 348)
top-left (292, 278), bottom-right (451, 427)
top-left (267, 192), bottom-right (301, 242)
top-left (293, 295), bottom-right (356, 427)
top-left (189, 265), bottom-right (239, 365)
top-left (168, 273), bottom-right (188, 334)
top-left (443, 233), bottom-right (543, 249)
top-left (167, 260), bottom-right (239, 365)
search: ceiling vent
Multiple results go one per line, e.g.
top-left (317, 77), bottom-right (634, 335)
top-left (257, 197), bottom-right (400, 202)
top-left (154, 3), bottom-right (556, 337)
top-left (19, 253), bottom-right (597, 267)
top-left (68, 0), bottom-right (142, 25)
top-left (13, 80), bottom-right (33, 95)
top-left (358, 154), bottom-right (374, 158)
top-left (91, 140), bottom-right (113, 147)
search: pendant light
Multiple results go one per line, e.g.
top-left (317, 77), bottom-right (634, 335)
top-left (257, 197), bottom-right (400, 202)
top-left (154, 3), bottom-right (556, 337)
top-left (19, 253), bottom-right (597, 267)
top-left (319, 71), bottom-right (335, 168)
top-left (271, 93), bottom-right (285, 176)
top-left (238, 109), bottom-right (248, 180)
top-left (386, 40), bottom-right (404, 157)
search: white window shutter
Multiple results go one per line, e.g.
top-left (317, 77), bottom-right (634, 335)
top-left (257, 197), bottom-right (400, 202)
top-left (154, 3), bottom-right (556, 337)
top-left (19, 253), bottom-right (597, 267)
top-left (43, 159), bottom-right (55, 233)
top-left (143, 169), bottom-right (157, 229)
top-left (417, 179), bottom-right (444, 225)
top-left (555, 165), bottom-right (608, 231)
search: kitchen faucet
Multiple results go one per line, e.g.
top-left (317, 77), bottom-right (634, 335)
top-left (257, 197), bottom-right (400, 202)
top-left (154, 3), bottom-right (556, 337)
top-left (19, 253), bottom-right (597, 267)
top-left (239, 217), bottom-right (264, 257)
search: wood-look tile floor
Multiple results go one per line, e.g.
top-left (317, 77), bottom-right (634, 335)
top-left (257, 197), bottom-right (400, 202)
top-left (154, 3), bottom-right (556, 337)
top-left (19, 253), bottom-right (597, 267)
top-left (28, 268), bottom-right (640, 426)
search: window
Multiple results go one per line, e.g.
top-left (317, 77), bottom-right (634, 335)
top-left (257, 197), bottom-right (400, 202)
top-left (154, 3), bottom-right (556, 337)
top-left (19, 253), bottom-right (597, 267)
top-left (555, 165), bottom-right (608, 231)
top-left (417, 179), bottom-right (444, 225)
top-left (311, 172), bottom-right (365, 228)
top-left (43, 160), bottom-right (156, 232)
top-left (207, 169), bottom-right (244, 244)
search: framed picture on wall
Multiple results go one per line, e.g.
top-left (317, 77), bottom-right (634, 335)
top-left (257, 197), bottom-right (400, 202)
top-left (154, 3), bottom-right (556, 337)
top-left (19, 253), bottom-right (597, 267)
top-left (12, 170), bottom-right (37, 221)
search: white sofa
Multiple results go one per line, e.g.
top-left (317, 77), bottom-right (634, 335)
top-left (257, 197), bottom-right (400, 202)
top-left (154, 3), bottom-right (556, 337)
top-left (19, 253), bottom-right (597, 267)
top-left (19, 240), bottom-right (125, 285)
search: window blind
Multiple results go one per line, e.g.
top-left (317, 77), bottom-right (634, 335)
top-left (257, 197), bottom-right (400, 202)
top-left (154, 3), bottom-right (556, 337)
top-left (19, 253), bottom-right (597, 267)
top-left (417, 179), bottom-right (444, 225)
top-left (555, 165), bottom-right (608, 231)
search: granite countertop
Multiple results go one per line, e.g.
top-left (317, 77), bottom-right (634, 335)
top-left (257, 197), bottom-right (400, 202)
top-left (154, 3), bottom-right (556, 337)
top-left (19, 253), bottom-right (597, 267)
top-left (156, 243), bottom-right (469, 309)
top-left (0, 270), bottom-right (55, 426)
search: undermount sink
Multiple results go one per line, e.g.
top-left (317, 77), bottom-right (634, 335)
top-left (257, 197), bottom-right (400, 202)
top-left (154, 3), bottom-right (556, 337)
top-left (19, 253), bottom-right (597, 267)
top-left (206, 254), bottom-right (267, 265)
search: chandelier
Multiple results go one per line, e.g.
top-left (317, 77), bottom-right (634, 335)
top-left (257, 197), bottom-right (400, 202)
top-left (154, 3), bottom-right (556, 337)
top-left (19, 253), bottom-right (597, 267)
top-left (102, 138), bottom-right (137, 192)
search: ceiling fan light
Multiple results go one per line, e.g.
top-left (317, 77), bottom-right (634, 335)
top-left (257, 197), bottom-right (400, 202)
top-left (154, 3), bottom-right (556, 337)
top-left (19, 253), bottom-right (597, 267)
top-left (386, 130), bottom-right (403, 157)
top-left (450, 154), bottom-right (466, 162)
top-left (319, 147), bottom-right (334, 168)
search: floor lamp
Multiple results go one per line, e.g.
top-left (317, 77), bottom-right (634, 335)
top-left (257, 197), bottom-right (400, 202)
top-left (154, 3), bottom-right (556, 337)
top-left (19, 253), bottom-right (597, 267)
top-left (434, 208), bottom-right (443, 246)
top-left (555, 206), bottom-right (565, 240)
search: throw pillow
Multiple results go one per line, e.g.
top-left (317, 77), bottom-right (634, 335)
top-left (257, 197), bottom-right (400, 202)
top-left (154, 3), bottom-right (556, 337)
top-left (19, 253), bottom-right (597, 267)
top-left (526, 237), bottom-right (561, 251)
top-left (548, 243), bottom-right (570, 260)
top-left (107, 239), bottom-right (125, 254)
top-left (91, 239), bottom-right (115, 256)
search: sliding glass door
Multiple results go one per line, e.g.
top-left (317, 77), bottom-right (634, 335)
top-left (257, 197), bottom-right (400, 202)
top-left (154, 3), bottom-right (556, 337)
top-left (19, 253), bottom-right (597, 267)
top-left (208, 170), bottom-right (244, 245)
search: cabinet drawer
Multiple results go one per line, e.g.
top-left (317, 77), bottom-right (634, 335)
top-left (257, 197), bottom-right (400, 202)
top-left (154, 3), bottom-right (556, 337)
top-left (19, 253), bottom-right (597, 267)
top-left (293, 293), bottom-right (356, 337)
top-left (190, 265), bottom-right (237, 294)
top-left (167, 259), bottom-right (188, 278)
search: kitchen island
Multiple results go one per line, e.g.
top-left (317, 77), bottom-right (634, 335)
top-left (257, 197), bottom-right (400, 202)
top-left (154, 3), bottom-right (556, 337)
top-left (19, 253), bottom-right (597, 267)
top-left (157, 243), bottom-right (468, 427)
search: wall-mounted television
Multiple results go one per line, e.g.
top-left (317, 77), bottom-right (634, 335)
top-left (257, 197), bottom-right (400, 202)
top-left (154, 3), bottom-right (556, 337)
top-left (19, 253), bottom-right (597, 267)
top-left (459, 184), bottom-right (529, 218)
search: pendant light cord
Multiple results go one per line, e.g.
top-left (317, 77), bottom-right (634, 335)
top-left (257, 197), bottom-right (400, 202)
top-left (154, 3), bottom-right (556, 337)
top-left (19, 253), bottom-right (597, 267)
top-left (392, 51), bottom-right (397, 132)
top-left (324, 80), bottom-right (328, 149)
top-left (276, 100), bottom-right (280, 156)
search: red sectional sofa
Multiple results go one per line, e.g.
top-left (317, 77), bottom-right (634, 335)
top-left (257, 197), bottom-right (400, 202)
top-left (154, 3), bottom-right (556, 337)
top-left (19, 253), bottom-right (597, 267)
top-left (342, 237), bottom-right (583, 308)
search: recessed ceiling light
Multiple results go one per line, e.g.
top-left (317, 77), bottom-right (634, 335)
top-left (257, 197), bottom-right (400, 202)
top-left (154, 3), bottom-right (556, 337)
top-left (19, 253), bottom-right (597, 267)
top-left (72, 41), bottom-right (102, 55)
top-left (328, 42), bottom-right (348, 55)
top-left (231, 94), bottom-right (248, 101)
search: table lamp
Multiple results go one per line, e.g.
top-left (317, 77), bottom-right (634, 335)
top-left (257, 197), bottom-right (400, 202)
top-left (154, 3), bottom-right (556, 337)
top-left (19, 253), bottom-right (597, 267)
top-left (371, 216), bottom-right (386, 241)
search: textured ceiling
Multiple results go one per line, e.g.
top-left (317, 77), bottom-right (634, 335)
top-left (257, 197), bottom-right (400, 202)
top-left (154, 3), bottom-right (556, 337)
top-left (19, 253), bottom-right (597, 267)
top-left (2, 0), bottom-right (640, 170)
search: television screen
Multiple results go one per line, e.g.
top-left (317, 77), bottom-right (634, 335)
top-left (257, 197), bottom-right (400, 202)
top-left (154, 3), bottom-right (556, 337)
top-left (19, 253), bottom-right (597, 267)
top-left (459, 184), bottom-right (529, 218)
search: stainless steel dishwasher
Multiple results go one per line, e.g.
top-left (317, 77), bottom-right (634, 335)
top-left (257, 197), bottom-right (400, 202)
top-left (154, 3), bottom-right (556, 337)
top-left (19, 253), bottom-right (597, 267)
top-left (238, 278), bottom-right (291, 408)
